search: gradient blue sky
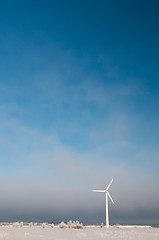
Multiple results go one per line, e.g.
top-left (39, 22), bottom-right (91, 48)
top-left (0, 0), bottom-right (159, 224)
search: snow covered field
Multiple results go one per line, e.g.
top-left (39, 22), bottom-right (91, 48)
top-left (0, 225), bottom-right (158, 240)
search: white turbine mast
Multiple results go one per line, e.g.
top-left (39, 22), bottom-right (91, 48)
top-left (93, 179), bottom-right (114, 228)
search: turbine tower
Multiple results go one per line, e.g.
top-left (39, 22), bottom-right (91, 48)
top-left (93, 179), bottom-right (114, 228)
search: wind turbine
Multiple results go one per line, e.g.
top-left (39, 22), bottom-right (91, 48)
top-left (93, 179), bottom-right (114, 228)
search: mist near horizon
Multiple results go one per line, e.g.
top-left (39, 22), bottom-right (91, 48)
top-left (0, 173), bottom-right (158, 224)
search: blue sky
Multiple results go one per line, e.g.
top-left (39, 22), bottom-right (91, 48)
top-left (0, 0), bottom-right (159, 224)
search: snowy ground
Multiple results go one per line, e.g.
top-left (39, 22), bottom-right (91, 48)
top-left (0, 225), bottom-right (158, 240)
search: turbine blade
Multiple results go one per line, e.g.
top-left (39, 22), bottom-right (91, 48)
top-left (106, 179), bottom-right (113, 191)
top-left (107, 191), bottom-right (114, 204)
top-left (92, 190), bottom-right (105, 193)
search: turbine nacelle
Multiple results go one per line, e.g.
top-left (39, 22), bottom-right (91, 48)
top-left (92, 179), bottom-right (114, 204)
